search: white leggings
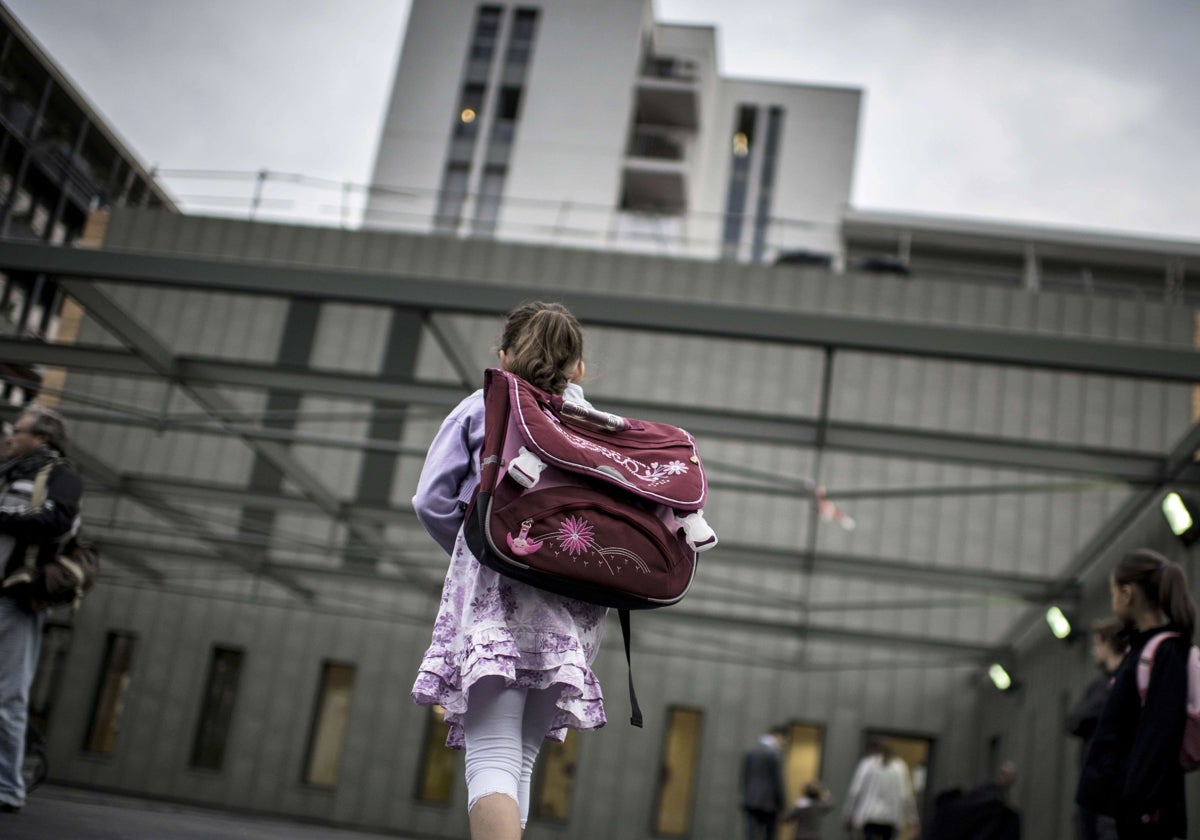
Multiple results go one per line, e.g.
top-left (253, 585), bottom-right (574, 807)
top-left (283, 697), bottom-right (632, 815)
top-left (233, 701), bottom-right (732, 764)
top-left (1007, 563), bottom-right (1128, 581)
top-left (462, 676), bottom-right (563, 826)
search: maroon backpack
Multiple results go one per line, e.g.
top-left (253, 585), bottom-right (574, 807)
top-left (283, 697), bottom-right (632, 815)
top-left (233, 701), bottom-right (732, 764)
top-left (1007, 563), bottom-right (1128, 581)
top-left (464, 368), bottom-right (717, 725)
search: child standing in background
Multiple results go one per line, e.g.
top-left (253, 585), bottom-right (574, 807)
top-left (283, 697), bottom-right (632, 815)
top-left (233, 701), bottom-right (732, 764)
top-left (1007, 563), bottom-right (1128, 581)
top-left (783, 780), bottom-right (833, 840)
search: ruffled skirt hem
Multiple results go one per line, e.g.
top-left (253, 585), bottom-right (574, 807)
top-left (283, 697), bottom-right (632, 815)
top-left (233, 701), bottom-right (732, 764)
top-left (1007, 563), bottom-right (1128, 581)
top-left (411, 627), bottom-right (606, 749)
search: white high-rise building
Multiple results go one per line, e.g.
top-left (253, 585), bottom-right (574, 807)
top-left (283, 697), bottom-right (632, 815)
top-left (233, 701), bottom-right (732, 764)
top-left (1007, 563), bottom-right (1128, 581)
top-left (365, 0), bottom-right (861, 263)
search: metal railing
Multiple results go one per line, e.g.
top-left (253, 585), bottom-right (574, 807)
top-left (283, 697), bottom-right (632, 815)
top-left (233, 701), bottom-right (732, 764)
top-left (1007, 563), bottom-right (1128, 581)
top-left (627, 128), bottom-right (686, 161)
top-left (137, 168), bottom-right (1198, 305)
top-left (152, 167), bottom-right (836, 262)
top-left (641, 55), bottom-right (698, 83)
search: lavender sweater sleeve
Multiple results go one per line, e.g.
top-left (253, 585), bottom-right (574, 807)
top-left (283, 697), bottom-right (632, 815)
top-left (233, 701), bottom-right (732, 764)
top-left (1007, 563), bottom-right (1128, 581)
top-left (412, 390), bottom-right (485, 555)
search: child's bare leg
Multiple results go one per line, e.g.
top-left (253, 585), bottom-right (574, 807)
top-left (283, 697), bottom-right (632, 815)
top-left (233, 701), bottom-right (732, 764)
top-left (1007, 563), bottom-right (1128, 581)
top-left (469, 792), bottom-right (522, 840)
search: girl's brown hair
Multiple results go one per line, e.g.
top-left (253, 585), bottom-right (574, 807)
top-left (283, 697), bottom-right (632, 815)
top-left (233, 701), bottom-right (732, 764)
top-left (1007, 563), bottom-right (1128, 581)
top-left (498, 301), bottom-right (583, 395)
top-left (1113, 548), bottom-right (1197, 641)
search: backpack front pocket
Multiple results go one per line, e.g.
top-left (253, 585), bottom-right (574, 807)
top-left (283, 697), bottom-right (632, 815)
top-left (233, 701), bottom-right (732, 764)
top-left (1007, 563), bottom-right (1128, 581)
top-left (487, 485), bottom-right (693, 605)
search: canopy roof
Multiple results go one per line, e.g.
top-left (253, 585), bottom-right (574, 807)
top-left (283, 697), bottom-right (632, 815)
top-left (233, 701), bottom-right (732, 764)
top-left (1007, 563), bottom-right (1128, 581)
top-left (2, 209), bottom-right (1197, 673)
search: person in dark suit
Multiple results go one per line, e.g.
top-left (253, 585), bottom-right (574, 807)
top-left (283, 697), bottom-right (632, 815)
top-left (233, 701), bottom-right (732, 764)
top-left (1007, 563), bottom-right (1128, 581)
top-left (741, 724), bottom-right (789, 840)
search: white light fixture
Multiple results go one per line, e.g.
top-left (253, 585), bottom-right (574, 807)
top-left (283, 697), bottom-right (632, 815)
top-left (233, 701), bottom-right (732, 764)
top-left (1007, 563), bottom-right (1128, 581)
top-left (1163, 492), bottom-right (1194, 537)
top-left (460, 108), bottom-right (477, 123)
top-left (732, 132), bottom-right (749, 157)
top-left (1045, 606), bottom-right (1072, 640)
top-left (988, 663), bottom-right (1012, 691)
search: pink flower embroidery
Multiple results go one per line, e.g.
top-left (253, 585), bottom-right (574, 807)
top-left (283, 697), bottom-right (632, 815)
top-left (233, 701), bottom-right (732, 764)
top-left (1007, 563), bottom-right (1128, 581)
top-left (556, 515), bottom-right (596, 557)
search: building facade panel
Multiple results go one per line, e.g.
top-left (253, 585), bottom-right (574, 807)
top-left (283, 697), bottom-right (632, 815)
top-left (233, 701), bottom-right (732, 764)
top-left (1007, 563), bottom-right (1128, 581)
top-left (363, 0), bottom-right (860, 262)
top-left (8, 207), bottom-right (1194, 838)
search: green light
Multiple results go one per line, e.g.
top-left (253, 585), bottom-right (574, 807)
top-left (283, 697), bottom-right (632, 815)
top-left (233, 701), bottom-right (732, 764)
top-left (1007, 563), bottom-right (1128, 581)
top-left (1163, 493), bottom-right (1194, 537)
top-left (988, 664), bottom-right (1012, 691)
top-left (1045, 606), bottom-right (1072, 640)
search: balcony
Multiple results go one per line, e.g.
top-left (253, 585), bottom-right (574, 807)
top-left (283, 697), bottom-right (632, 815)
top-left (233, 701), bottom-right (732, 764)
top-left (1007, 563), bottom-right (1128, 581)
top-left (626, 128), bottom-right (686, 161)
top-left (622, 126), bottom-right (690, 214)
top-left (635, 55), bottom-right (699, 129)
top-left (641, 56), bottom-right (697, 83)
top-left (621, 126), bottom-right (689, 214)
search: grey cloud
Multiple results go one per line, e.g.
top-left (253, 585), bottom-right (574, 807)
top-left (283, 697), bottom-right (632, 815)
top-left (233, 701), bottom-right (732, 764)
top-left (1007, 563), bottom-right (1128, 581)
top-left (8, 0), bottom-right (1198, 239)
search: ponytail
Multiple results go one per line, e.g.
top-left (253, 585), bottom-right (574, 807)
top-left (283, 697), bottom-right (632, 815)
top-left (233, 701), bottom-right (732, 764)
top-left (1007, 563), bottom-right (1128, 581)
top-left (497, 301), bottom-right (584, 395)
top-left (1160, 561), bottom-right (1197, 642)
top-left (1114, 548), bottom-right (1197, 640)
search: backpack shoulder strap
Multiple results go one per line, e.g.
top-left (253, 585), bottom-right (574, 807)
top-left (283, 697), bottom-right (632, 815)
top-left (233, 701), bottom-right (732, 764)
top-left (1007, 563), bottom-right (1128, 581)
top-left (29, 458), bottom-right (67, 509)
top-left (1186, 646), bottom-right (1200, 716)
top-left (619, 609), bottom-right (643, 728)
top-left (17, 460), bottom-right (64, 572)
top-left (30, 462), bottom-right (55, 509)
top-left (1137, 630), bottom-right (1180, 705)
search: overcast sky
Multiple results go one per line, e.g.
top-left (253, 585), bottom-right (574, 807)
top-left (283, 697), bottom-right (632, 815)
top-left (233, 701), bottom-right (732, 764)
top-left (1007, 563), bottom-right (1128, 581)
top-left (8, 0), bottom-right (1199, 240)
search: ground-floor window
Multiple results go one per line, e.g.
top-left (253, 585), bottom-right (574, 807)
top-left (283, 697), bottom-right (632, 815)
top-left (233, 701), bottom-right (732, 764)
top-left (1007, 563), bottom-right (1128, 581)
top-left (653, 706), bottom-right (704, 836)
top-left (83, 631), bottom-right (137, 756)
top-left (783, 721), bottom-right (825, 807)
top-left (303, 661), bottom-right (357, 786)
top-left (531, 729), bottom-right (579, 822)
top-left (190, 646), bottom-right (245, 771)
top-left (416, 705), bottom-right (456, 804)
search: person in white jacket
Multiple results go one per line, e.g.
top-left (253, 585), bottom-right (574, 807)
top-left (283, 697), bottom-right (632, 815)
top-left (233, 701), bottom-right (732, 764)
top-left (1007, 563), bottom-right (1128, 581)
top-left (842, 740), bottom-right (919, 840)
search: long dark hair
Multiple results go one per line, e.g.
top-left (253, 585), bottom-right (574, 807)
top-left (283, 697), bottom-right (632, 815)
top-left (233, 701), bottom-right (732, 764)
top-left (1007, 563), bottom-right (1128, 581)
top-left (1113, 548), bottom-right (1197, 641)
top-left (498, 301), bottom-right (583, 395)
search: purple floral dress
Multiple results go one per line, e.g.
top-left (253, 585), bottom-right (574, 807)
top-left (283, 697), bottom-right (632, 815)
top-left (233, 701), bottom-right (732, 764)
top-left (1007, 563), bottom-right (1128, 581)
top-left (411, 384), bottom-right (608, 748)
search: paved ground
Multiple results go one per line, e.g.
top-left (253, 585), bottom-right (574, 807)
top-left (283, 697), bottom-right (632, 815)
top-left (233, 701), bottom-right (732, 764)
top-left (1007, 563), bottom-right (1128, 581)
top-left (2, 784), bottom-right (429, 839)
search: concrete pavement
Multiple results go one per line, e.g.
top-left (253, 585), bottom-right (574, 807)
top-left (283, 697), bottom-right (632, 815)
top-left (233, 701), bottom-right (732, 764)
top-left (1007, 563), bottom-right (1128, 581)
top-left (2, 784), bottom-right (435, 839)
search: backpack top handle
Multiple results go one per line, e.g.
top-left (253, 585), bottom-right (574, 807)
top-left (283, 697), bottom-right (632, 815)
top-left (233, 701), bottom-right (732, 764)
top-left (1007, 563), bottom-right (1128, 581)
top-left (554, 398), bottom-right (645, 433)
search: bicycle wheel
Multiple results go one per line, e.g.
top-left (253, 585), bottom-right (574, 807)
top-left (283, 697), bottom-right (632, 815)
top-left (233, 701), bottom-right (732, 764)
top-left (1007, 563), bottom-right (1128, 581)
top-left (22, 725), bottom-right (48, 793)
top-left (21, 750), bottom-right (47, 793)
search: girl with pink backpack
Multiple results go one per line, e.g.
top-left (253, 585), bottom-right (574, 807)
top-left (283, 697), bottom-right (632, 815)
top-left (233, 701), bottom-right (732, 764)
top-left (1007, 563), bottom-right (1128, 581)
top-left (411, 302), bottom-right (607, 840)
top-left (1077, 549), bottom-right (1198, 839)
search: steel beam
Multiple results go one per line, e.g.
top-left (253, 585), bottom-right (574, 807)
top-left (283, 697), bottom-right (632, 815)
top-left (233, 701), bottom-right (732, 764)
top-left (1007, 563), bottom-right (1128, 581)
top-left (646, 607), bottom-right (1008, 659)
top-left (67, 446), bottom-right (316, 600)
top-left (1001, 419), bottom-right (1200, 648)
top-left (719, 541), bottom-right (1064, 601)
top-left (0, 336), bottom-right (1168, 481)
top-left (51, 281), bottom-right (418, 581)
top-left (0, 338), bottom-right (151, 376)
top-left (2, 240), bottom-right (1198, 382)
top-left (83, 532), bottom-right (1005, 659)
top-left (83, 472), bottom-right (1063, 600)
top-left (826, 422), bottom-right (1164, 482)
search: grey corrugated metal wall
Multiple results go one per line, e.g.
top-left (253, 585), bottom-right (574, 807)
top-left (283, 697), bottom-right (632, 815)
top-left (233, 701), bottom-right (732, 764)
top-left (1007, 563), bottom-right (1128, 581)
top-left (35, 207), bottom-right (1198, 839)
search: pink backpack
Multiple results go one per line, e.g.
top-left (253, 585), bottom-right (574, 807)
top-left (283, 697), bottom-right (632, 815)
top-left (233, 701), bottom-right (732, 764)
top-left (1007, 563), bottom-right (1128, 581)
top-left (464, 368), bottom-right (717, 726)
top-left (465, 368), bottom-right (714, 609)
top-left (1136, 631), bottom-right (1200, 771)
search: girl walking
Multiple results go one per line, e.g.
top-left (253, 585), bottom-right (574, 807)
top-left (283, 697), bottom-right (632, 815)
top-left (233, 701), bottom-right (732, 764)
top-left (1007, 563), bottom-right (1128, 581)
top-left (1077, 548), bottom-right (1196, 839)
top-left (411, 302), bottom-right (607, 840)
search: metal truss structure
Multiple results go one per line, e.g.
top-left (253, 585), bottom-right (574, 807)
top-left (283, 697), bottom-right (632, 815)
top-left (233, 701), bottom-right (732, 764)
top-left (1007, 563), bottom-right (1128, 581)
top-left (2, 239), bottom-right (1198, 669)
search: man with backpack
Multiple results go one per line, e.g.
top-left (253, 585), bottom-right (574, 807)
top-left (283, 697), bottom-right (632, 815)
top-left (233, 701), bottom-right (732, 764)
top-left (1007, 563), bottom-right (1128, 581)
top-left (0, 406), bottom-right (83, 814)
